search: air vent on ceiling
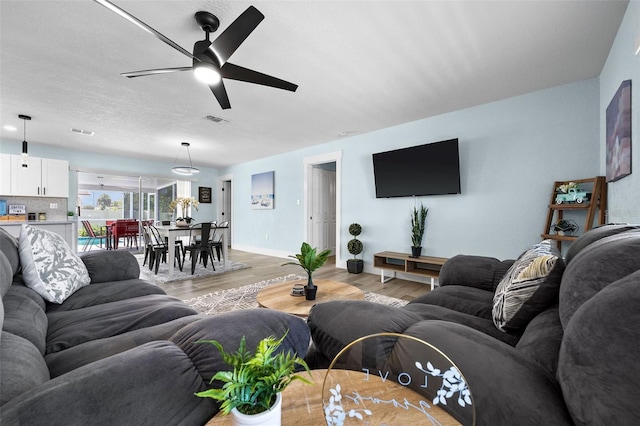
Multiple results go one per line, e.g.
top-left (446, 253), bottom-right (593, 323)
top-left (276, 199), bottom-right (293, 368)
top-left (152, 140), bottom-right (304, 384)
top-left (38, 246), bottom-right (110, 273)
top-left (205, 115), bottom-right (230, 124)
top-left (70, 128), bottom-right (94, 136)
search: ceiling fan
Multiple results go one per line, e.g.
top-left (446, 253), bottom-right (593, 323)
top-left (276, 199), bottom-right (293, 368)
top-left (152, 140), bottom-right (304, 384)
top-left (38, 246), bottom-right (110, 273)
top-left (94, 0), bottom-right (298, 109)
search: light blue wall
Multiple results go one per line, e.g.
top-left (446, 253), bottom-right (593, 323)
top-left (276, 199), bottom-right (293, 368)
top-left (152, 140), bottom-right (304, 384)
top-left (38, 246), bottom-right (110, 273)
top-left (0, 142), bottom-right (221, 220)
top-left (599, 1), bottom-right (639, 223)
top-left (223, 78), bottom-right (601, 264)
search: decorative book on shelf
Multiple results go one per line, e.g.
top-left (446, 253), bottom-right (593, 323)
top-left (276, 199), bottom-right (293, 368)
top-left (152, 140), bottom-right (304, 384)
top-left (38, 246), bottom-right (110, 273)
top-left (542, 176), bottom-right (607, 249)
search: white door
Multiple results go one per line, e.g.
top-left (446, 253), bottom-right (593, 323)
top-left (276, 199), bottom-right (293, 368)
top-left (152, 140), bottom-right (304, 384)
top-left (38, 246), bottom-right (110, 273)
top-left (221, 180), bottom-right (231, 247)
top-left (310, 166), bottom-right (336, 253)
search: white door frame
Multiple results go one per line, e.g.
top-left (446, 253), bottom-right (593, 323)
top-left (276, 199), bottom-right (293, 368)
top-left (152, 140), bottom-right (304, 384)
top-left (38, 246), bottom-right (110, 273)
top-left (217, 173), bottom-right (233, 247)
top-left (304, 151), bottom-right (343, 268)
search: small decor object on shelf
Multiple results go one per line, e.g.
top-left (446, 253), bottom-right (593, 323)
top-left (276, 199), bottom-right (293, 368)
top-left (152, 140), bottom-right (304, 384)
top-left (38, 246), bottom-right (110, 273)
top-left (553, 219), bottom-right (579, 236)
top-left (195, 332), bottom-right (312, 426)
top-left (555, 182), bottom-right (591, 204)
top-left (410, 203), bottom-right (428, 258)
top-left (169, 196), bottom-right (199, 224)
top-left (346, 223), bottom-right (364, 274)
top-left (282, 242), bottom-right (331, 300)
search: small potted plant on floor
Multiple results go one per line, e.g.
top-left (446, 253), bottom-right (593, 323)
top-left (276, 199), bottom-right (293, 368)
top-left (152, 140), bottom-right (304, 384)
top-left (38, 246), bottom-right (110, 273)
top-left (282, 242), bottom-right (331, 300)
top-left (196, 332), bottom-right (312, 426)
top-left (410, 203), bottom-right (428, 257)
top-left (347, 223), bottom-right (364, 274)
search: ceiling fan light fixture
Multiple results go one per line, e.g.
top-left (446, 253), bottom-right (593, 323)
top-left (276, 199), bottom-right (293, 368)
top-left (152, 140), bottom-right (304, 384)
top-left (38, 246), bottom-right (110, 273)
top-left (193, 61), bottom-right (221, 85)
top-left (171, 142), bottom-right (200, 176)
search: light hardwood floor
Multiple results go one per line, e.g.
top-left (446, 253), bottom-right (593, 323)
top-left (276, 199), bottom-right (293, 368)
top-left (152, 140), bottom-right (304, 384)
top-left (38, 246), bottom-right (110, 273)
top-left (161, 249), bottom-right (432, 301)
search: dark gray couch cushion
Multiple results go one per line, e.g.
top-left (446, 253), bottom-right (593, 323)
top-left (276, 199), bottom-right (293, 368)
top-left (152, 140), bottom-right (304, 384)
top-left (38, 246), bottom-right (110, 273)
top-left (80, 250), bottom-right (140, 284)
top-left (46, 294), bottom-right (197, 354)
top-left (402, 321), bottom-right (573, 425)
top-left (515, 305), bottom-right (563, 376)
top-left (0, 227), bottom-right (19, 277)
top-left (558, 270), bottom-right (640, 424)
top-left (564, 224), bottom-right (640, 264)
top-left (439, 255), bottom-right (513, 292)
top-left (45, 315), bottom-right (202, 378)
top-left (46, 278), bottom-right (165, 313)
top-left (0, 251), bottom-right (12, 298)
top-left (410, 285), bottom-right (495, 319)
top-left (559, 230), bottom-right (640, 327)
top-left (2, 288), bottom-right (47, 354)
top-left (0, 331), bottom-right (50, 405)
top-left (403, 303), bottom-right (521, 346)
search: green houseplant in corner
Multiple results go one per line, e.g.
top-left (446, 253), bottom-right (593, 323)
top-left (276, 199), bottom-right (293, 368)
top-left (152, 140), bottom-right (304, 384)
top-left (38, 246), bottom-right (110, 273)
top-left (282, 242), bottom-right (331, 300)
top-left (346, 223), bottom-right (364, 274)
top-left (410, 203), bottom-right (429, 257)
top-left (196, 332), bottom-right (311, 426)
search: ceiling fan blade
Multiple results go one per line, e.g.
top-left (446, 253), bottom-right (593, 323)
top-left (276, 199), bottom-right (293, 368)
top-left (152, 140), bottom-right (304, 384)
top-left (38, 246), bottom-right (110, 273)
top-left (209, 6), bottom-right (264, 65)
top-left (221, 63), bottom-right (298, 92)
top-left (209, 81), bottom-right (231, 110)
top-left (94, 0), bottom-right (195, 60)
top-left (122, 67), bottom-right (192, 78)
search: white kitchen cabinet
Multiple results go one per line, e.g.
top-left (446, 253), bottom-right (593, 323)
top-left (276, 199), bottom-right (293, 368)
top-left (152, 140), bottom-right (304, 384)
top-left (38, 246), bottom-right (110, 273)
top-left (0, 154), bottom-right (11, 194)
top-left (9, 155), bottom-right (69, 197)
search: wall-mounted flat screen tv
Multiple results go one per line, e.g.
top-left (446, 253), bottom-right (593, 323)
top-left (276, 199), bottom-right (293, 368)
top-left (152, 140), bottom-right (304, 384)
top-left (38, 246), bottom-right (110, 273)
top-left (372, 138), bottom-right (461, 198)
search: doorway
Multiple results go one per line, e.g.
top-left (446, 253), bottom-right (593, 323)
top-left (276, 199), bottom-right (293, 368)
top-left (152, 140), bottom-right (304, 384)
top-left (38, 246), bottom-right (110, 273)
top-left (304, 152), bottom-right (342, 263)
top-left (218, 174), bottom-right (233, 248)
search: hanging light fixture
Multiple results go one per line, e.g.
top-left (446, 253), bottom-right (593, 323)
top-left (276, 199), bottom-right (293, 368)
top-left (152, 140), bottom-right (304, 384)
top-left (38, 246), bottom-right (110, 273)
top-left (18, 114), bottom-right (31, 168)
top-left (171, 142), bottom-right (200, 176)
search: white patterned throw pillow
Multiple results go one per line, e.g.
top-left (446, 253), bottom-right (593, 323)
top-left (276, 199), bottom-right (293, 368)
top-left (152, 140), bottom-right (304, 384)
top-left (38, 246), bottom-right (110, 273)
top-left (492, 239), bottom-right (565, 332)
top-left (19, 224), bottom-right (91, 304)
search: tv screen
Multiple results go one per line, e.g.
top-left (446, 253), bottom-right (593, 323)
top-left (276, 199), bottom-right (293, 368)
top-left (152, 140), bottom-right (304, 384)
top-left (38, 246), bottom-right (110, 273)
top-left (372, 139), bottom-right (461, 198)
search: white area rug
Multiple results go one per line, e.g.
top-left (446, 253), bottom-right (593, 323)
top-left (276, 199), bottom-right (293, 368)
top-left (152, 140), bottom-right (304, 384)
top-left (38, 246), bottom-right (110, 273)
top-left (184, 274), bottom-right (409, 316)
top-left (136, 254), bottom-right (249, 284)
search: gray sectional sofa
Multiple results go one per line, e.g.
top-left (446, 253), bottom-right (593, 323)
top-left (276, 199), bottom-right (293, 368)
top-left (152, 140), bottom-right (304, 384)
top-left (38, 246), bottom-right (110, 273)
top-left (306, 224), bottom-right (640, 425)
top-left (0, 227), bottom-right (310, 425)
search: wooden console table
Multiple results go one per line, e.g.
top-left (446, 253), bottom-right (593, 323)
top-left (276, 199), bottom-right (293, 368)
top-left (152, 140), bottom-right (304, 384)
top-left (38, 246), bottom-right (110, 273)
top-left (373, 251), bottom-right (448, 290)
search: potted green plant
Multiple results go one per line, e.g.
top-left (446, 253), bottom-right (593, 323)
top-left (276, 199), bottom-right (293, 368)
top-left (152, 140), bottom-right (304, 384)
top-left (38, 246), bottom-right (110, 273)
top-left (196, 332), bottom-right (311, 426)
top-left (347, 223), bottom-right (364, 274)
top-left (410, 203), bottom-right (428, 257)
top-left (282, 242), bottom-right (331, 300)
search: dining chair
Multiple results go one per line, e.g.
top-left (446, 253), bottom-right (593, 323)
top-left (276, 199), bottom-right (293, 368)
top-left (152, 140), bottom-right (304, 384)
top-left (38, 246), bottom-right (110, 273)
top-left (183, 222), bottom-right (215, 275)
top-left (81, 220), bottom-right (108, 251)
top-left (211, 221), bottom-right (229, 261)
top-left (147, 225), bottom-right (184, 274)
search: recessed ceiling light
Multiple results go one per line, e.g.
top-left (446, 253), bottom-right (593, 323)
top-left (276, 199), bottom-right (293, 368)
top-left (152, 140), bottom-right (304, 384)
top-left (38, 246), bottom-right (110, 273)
top-left (337, 130), bottom-right (358, 137)
top-left (3, 125), bottom-right (17, 131)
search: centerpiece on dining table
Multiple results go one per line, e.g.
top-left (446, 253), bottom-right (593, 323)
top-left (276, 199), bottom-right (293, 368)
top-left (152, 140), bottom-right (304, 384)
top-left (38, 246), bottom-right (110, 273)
top-left (169, 196), bottom-right (199, 227)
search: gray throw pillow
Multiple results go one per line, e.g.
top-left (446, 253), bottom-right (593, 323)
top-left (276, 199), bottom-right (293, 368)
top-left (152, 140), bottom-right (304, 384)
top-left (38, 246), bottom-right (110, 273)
top-left (493, 239), bottom-right (564, 332)
top-left (18, 224), bottom-right (91, 304)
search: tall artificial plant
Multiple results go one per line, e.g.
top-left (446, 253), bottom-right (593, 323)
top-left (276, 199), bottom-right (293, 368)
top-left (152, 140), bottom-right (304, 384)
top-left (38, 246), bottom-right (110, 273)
top-left (411, 203), bottom-right (429, 248)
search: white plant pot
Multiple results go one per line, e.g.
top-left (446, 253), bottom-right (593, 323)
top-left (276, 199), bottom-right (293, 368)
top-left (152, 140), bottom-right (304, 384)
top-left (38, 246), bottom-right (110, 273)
top-left (231, 393), bottom-right (282, 426)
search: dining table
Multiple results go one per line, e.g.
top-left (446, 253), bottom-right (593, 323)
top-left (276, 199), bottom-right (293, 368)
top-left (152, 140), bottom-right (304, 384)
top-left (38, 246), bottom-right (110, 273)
top-left (155, 223), bottom-right (229, 277)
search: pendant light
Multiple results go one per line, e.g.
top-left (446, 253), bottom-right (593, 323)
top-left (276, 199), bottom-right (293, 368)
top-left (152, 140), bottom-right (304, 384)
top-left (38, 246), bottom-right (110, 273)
top-left (18, 114), bottom-right (31, 168)
top-left (172, 142), bottom-right (200, 176)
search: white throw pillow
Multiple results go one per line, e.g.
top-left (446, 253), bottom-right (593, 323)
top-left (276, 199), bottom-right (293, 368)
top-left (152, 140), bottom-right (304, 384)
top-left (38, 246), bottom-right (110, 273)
top-left (19, 224), bottom-right (91, 304)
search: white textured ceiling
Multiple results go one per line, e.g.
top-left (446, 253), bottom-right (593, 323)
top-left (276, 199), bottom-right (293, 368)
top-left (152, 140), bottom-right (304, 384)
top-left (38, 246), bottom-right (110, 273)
top-left (0, 1), bottom-right (628, 169)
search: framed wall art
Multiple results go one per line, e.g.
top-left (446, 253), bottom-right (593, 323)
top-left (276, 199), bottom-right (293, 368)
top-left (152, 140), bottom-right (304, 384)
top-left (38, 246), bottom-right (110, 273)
top-left (605, 79), bottom-right (632, 183)
top-left (198, 186), bottom-right (212, 203)
top-left (251, 171), bottom-right (274, 210)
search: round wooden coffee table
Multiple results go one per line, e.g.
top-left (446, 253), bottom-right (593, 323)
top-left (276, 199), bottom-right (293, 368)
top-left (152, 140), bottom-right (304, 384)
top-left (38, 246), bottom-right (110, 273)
top-left (206, 369), bottom-right (461, 425)
top-left (256, 279), bottom-right (364, 317)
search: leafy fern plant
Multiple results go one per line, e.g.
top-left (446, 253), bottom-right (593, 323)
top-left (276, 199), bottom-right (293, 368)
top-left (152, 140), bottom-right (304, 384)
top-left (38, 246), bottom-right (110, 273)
top-left (195, 332), bottom-right (312, 415)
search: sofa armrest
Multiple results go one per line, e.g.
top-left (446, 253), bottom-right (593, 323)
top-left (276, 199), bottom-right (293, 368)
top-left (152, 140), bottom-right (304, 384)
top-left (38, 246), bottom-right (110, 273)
top-left (439, 255), bottom-right (514, 292)
top-left (80, 250), bottom-right (140, 284)
top-left (1, 341), bottom-right (217, 425)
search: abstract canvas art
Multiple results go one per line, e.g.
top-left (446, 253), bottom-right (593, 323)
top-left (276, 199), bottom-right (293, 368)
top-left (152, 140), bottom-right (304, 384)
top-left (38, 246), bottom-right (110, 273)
top-left (606, 80), bottom-right (632, 183)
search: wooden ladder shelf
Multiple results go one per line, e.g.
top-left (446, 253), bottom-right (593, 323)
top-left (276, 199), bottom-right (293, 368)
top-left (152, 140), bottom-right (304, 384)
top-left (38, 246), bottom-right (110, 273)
top-left (542, 176), bottom-right (607, 249)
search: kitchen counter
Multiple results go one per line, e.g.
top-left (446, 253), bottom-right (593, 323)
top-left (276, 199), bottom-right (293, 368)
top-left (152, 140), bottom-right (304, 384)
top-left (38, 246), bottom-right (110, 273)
top-left (0, 220), bottom-right (78, 253)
